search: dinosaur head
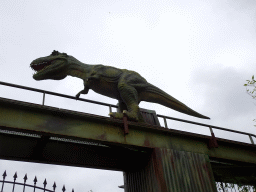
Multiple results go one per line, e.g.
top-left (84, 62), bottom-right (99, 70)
top-left (30, 50), bottom-right (69, 80)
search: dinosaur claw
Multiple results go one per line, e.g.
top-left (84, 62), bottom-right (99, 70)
top-left (75, 93), bottom-right (80, 100)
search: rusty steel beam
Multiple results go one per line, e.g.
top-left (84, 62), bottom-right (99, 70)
top-left (210, 158), bottom-right (256, 186)
top-left (0, 97), bottom-right (256, 165)
top-left (0, 131), bottom-right (150, 171)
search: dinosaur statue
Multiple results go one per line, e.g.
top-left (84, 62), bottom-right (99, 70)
top-left (30, 50), bottom-right (210, 121)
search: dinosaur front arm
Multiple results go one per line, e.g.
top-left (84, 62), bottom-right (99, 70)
top-left (75, 72), bottom-right (101, 99)
top-left (76, 88), bottom-right (89, 99)
top-left (76, 80), bottom-right (90, 99)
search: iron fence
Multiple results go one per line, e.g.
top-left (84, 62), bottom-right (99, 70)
top-left (216, 182), bottom-right (256, 192)
top-left (0, 81), bottom-right (255, 145)
top-left (0, 170), bottom-right (73, 192)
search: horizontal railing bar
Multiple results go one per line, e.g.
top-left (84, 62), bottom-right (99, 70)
top-left (0, 81), bottom-right (118, 108)
top-left (0, 81), bottom-right (255, 144)
top-left (157, 114), bottom-right (256, 138)
top-left (0, 181), bottom-right (54, 192)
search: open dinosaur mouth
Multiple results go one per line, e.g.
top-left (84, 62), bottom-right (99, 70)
top-left (30, 61), bottom-right (52, 72)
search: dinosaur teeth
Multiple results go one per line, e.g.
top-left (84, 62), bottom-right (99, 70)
top-left (31, 61), bottom-right (51, 72)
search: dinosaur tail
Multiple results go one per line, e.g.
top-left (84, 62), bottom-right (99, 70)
top-left (140, 83), bottom-right (210, 119)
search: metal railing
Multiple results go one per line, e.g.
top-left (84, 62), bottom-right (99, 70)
top-left (0, 170), bottom-right (73, 192)
top-left (0, 81), bottom-right (255, 145)
top-left (157, 114), bottom-right (256, 145)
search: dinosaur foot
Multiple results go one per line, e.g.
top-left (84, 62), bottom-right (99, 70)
top-left (109, 110), bottom-right (139, 122)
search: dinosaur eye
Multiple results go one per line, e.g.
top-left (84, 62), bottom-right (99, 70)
top-left (51, 50), bottom-right (59, 56)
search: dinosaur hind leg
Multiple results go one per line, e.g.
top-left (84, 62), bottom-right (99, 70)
top-left (117, 101), bottom-right (128, 113)
top-left (110, 83), bottom-right (141, 121)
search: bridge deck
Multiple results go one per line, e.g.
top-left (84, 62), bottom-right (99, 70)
top-left (0, 97), bottom-right (255, 166)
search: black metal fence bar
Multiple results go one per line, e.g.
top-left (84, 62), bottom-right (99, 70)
top-left (1, 171), bottom-right (6, 192)
top-left (1, 181), bottom-right (54, 192)
top-left (0, 81), bottom-right (255, 145)
top-left (12, 172), bottom-right (17, 192)
top-left (216, 182), bottom-right (256, 192)
top-left (0, 171), bottom-right (74, 192)
top-left (0, 181), bottom-right (4, 192)
top-left (23, 178), bottom-right (26, 192)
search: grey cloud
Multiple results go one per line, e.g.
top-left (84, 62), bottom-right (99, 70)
top-left (192, 65), bottom-right (255, 126)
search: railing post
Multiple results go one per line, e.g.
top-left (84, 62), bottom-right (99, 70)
top-left (42, 92), bottom-right (45, 106)
top-left (209, 126), bottom-right (218, 148)
top-left (249, 135), bottom-right (255, 145)
top-left (163, 117), bottom-right (168, 128)
top-left (109, 105), bottom-right (112, 114)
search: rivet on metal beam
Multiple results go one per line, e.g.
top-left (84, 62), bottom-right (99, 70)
top-left (249, 135), bottom-right (255, 145)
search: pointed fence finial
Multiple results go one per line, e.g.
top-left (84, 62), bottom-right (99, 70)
top-left (1, 171), bottom-right (73, 192)
top-left (43, 178), bottom-right (47, 189)
top-left (33, 176), bottom-right (37, 192)
top-left (1, 170), bottom-right (7, 192)
top-left (12, 172), bottom-right (18, 192)
top-left (53, 182), bottom-right (57, 192)
top-left (23, 174), bottom-right (28, 192)
top-left (23, 174), bottom-right (28, 183)
top-left (13, 172), bottom-right (17, 181)
top-left (62, 185), bottom-right (66, 192)
top-left (34, 176), bottom-right (38, 185)
top-left (2, 170), bottom-right (7, 179)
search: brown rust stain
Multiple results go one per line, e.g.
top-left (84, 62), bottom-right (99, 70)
top-left (144, 136), bottom-right (151, 147)
top-left (37, 116), bottom-right (68, 132)
top-left (96, 132), bottom-right (107, 140)
top-left (153, 148), bottom-right (168, 192)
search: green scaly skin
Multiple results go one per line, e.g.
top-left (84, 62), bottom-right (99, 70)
top-left (30, 50), bottom-right (210, 121)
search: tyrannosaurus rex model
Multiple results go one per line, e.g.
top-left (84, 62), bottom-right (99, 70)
top-left (30, 50), bottom-right (210, 121)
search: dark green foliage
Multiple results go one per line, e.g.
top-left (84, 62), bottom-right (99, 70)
top-left (244, 75), bottom-right (256, 126)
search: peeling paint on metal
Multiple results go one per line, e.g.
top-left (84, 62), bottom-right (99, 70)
top-left (125, 148), bottom-right (217, 192)
top-left (157, 148), bottom-right (217, 192)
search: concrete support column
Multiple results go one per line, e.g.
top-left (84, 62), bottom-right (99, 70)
top-left (124, 148), bottom-right (217, 192)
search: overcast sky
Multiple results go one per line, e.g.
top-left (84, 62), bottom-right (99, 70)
top-left (1, 0), bottom-right (256, 191)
